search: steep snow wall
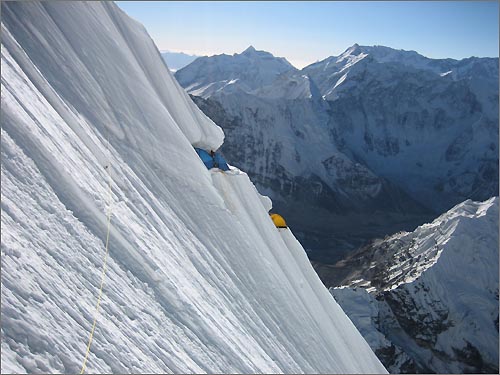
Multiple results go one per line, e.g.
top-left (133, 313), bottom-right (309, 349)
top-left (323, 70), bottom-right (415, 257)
top-left (0, 2), bottom-right (386, 373)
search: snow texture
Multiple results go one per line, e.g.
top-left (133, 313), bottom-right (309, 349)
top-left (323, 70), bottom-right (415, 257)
top-left (0, 2), bottom-right (386, 373)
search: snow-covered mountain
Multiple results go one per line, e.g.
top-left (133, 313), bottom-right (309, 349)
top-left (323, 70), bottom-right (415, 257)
top-left (175, 46), bottom-right (296, 98)
top-left (176, 44), bottom-right (498, 262)
top-left (330, 198), bottom-right (499, 373)
top-left (1, 2), bottom-right (386, 373)
top-left (161, 51), bottom-right (200, 72)
top-left (303, 45), bottom-right (499, 211)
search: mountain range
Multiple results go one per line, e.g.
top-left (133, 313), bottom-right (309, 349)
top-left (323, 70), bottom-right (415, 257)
top-left (160, 50), bottom-right (200, 72)
top-left (175, 45), bottom-right (499, 263)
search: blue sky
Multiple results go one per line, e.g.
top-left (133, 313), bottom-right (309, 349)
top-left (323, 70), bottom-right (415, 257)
top-left (117, 1), bottom-right (499, 68)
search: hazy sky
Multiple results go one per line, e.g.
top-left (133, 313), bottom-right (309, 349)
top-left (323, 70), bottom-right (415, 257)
top-left (117, 1), bottom-right (499, 69)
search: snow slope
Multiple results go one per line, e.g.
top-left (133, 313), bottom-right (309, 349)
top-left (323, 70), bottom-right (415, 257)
top-left (331, 198), bottom-right (499, 373)
top-left (1, 2), bottom-right (386, 373)
top-left (252, 72), bottom-right (322, 100)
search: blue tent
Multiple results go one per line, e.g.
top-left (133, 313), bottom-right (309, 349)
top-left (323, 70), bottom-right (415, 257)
top-left (195, 148), bottom-right (214, 169)
top-left (213, 152), bottom-right (230, 171)
top-left (194, 148), bottom-right (230, 171)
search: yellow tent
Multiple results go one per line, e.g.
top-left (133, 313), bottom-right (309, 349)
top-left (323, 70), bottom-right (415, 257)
top-left (270, 213), bottom-right (287, 228)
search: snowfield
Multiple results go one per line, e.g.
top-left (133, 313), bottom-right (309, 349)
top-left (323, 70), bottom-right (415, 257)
top-left (1, 2), bottom-right (386, 373)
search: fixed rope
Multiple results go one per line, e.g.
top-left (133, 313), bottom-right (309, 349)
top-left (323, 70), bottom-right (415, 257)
top-left (80, 136), bottom-right (113, 374)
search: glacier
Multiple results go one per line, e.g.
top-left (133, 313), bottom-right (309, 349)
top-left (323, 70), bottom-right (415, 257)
top-left (0, 1), bottom-right (386, 373)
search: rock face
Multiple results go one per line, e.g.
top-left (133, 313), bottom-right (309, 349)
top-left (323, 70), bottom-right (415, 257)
top-left (176, 45), bottom-right (498, 262)
top-left (330, 198), bottom-right (499, 373)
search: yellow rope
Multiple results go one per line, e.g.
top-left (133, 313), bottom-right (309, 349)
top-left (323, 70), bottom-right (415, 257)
top-left (80, 163), bottom-right (113, 374)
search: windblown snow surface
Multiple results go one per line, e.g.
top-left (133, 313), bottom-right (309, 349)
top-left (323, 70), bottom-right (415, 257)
top-left (0, 2), bottom-right (386, 373)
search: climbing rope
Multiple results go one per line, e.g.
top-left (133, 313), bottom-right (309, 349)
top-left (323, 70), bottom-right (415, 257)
top-left (80, 135), bottom-right (113, 374)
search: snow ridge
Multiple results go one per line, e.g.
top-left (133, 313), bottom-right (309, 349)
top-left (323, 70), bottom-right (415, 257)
top-left (331, 198), bottom-right (499, 373)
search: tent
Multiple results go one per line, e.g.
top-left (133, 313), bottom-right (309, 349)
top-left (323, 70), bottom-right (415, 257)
top-left (195, 148), bottom-right (215, 169)
top-left (213, 152), bottom-right (230, 171)
top-left (194, 148), bottom-right (230, 171)
top-left (270, 213), bottom-right (287, 228)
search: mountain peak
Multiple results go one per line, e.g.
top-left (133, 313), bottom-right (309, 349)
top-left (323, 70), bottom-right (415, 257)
top-left (176, 45), bottom-right (296, 97)
top-left (242, 45), bottom-right (257, 54)
top-left (343, 43), bottom-right (363, 56)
